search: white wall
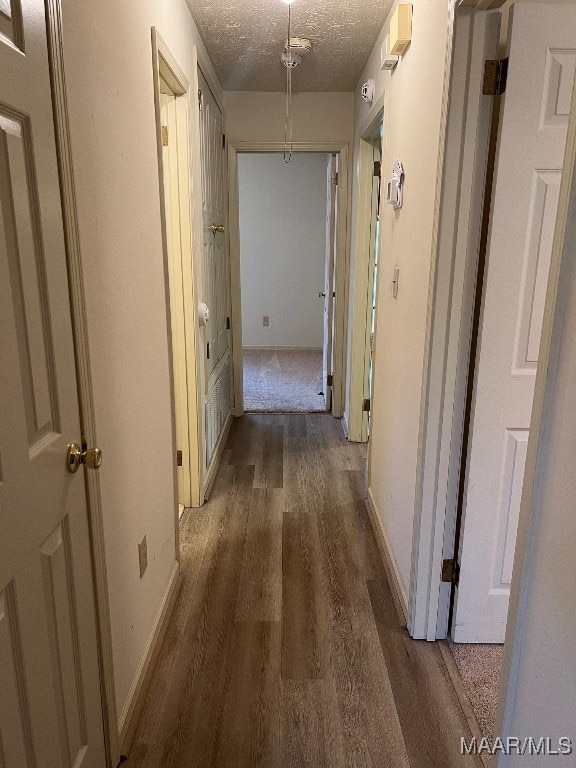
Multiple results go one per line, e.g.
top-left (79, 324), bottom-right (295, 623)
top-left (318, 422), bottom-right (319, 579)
top-left (60, 0), bottom-right (221, 726)
top-left (224, 91), bottom-right (354, 145)
top-left (238, 153), bottom-right (327, 348)
top-left (350, 1), bottom-right (452, 597)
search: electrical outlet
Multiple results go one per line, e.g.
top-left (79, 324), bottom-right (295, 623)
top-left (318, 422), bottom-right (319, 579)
top-left (138, 535), bottom-right (148, 578)
top-left (263, 315), bottom-right (270, 327)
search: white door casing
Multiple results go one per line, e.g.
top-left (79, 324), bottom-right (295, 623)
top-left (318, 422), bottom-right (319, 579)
top-left (0, 0), bottom-right (107, 763)
top-left (323, 154), bottom-right (337, 411)
top-left (362, 140), bottom-right (382, 441)
top-left (160, 89), bottom-right (191, 508)
top-left (197, 68), bottom-right (232, 475)
top-left (453, 3), bottom-right (576, 643)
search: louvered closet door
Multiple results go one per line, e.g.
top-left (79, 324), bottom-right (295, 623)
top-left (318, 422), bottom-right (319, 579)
top-left (0, 0), bottom-right (106, 764)
top-left (198, 69), bottom-right (231, 468)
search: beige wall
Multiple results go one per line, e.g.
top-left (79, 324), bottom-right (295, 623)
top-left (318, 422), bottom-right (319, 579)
top-left (224, 91), bottom-right (354, 145)
top-left (352, 0), bottom-right (452, 595)
top-left (61, 0), bottom-right (221, 723)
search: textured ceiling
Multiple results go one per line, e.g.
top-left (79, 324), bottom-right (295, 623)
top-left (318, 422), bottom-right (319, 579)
top-left (186, 0), bottom-right (394, 92)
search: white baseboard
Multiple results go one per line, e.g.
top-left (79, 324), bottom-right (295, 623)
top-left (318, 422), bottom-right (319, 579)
top-left (365, 488), bottom-right (409, 627)
top-left (242, 345), bottom-right (323, 352)
top-left (119, 561), bottom-right (181, 755)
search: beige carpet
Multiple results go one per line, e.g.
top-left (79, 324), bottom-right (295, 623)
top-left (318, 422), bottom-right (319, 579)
top-left (448, 640), bottom-right (504, 740)
top-left (243, 348), bottom-right (327, 413)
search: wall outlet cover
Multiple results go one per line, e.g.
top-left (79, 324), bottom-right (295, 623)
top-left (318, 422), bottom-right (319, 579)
top-left (263, 315), bottom-right (270, 327)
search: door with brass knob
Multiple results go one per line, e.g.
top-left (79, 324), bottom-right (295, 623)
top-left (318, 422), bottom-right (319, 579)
top-left (0, 0), bottom-right (108, 761)
top-left (66, 443), bottom-right (103, 473)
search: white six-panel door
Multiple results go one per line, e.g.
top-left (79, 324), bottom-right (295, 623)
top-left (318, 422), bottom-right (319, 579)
top-left (453, 3), bottom-right (576, 643)
top-left (0, 0), bottom-right (106, 763)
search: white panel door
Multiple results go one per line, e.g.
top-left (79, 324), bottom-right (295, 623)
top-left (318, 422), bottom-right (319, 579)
top-left (322, 154), bottom-right (337, 411)
top-left (453, 3), bottom-right (576, 643)
top-left (198, 69), bottom-right (231, 468)
top-left (0, 0), bottom-right (106, 764)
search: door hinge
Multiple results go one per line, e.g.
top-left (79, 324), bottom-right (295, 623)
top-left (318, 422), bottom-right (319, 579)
top-left (222, 133), bottom-right (226, 149)
top-left (161, 125), bottom-right (169, 146)
top-left (363, 398), bottom-right (371, 412)
top-left (441, 558), bottom-right (460, 586)
top-left (326, 374), bottom-right (334, 387)
top-left (206, 341), bottom-right (210, 359)
top-left (483, 58), bottom-right (509, 96)
top-left (198, 90), bottom-right (202, 110)
top-left (226, 316), bottom-right (231, 330)
top-left (373, 160), bottom-right (381, 177)
top-left (331, 171), bottom-right (339, 186)
top-left (176, 449), bottom-right (183, 466)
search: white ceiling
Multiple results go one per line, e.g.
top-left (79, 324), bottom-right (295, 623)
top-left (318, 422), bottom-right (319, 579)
top-left (186, 0), bottom-right (394, 92)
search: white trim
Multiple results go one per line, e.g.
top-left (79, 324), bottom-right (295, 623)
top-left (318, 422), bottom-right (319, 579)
top-left (152, 29), bottom-right (203, 517)
top-left (228, 141), bottom-right (351, 420)
top-left (408, 0), bottom-right (476, 641)
top-left (347, 101), bottom-right (385, 443)
top-left (365, 489), bottom-right (408, 626)
top-left (44, 2), bottom-right (118, 763)
top-left (341, 411), bottom-right (349, 439)
top-left (119, 562), bottom-right (181, 754)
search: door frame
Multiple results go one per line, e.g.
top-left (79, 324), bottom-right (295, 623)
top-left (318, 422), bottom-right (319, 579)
top-left (408, 1), bottom-right (507, 640)
top-left (44, 0), bottom-right (118, 763)
top-left (152, 29), bottom-right (203, 510)
top-left (347, 97), bottom-right (385, 442)
top-left (228, 141), bottom-right (351, 418)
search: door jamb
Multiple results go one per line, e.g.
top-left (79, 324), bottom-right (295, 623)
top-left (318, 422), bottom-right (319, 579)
top-left (228, 141), bottom-right (351, 418)
top-left (44, 1), bottom-right (118, 763)
top-left (152, 29), bottom-right (203, 510)
top-left (347, 97), bottom-right (385, 442)
top-left (408, 2), bottom-right (507, 640)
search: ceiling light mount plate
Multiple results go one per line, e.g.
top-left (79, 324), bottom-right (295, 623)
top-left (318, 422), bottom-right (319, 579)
top-left (285, 37), bottom-right (313, 56)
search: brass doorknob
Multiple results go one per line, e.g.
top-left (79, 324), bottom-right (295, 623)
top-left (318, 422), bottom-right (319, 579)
top-left (319, 291), bottom-right (326, 298)
top-left (211, 224), bottom-right (225, 234)
top-left (66, 443), bottom-right (103, 474)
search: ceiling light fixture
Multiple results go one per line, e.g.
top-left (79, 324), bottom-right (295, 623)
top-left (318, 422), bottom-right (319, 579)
top-left (283, 0), bottom-right (294, 162)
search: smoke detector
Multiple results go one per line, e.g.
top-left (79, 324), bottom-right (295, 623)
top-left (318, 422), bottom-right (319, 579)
top-left (285, 37), bottom-right (312, 56)
top-left (281, 51), bottom-right (302, 68)
top-left (361, 79), bottom-right (376, 104)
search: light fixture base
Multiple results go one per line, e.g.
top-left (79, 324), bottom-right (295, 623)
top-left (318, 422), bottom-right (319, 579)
top-left (281, 51), bottom-right (302, 68)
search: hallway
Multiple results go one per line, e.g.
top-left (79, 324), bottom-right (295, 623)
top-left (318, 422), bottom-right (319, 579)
top-left (126, 414), bottom-right (480, 767)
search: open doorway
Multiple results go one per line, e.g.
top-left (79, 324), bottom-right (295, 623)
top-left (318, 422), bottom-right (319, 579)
top-left (237, 152), bottom-right (330, 413)
top-left (229, 143), bottom-right (350, 418)
top-left (153, 33), bottom-right (203, 512)
top-left (346, 102), bottom-right (385, 444)
top-left (411, 1), bottom-right (576, 743)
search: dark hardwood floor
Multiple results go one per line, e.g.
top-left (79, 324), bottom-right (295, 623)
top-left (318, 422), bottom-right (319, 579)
top-left (126, 414), bottom-right (481, 768)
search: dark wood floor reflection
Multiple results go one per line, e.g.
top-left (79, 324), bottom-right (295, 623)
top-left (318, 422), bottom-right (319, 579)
top-left (126, 414), bottom-right (481, 768)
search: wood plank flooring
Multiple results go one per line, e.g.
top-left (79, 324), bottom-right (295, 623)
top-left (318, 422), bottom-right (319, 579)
top-left (125, 414), bottom-right (481, 768)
